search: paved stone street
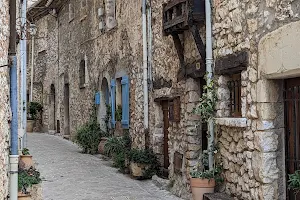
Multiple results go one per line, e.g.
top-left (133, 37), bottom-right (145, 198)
top-left (27, 133), bottom-right (183, 200)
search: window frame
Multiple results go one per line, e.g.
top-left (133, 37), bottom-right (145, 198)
top-left (227, 73), bottom-right (242, 118)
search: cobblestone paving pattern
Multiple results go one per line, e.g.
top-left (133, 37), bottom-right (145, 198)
top-left (27, 133), bottom-right (183, 200)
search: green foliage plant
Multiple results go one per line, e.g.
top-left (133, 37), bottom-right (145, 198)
top-left (190, 149), bottom-right (223, 184)
top-left (104, 132), bottom-right (131, 172)
top-left (27, 102), bottom-right (43, 120)
top-left (75, 119), bottom-right (104, 154)
top-left (18, 167), bottom-right (41, 194)
top-left (128, 148), bottom-right (159, 179)
top-left (194, 79), bottom-right (217, 122)
top-left (22, 148), bottom-right (30, 155)
top-left (288, 170), bottom-right (300, 193)
top-left (116, 105), bottom-right (122, 122)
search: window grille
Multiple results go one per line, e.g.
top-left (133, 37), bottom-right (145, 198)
top-left (227, 73), bottom-right (242, 117)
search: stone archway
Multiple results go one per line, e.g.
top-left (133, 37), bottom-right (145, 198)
top-left (49, 84), bottom-right (56, 131)
top-left (99, 78), bottom-right (110, 132)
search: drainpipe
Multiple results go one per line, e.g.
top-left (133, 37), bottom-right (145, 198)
top-left (20, 0), bottom-right (27, 148)
top-left (9, 0), bottom-right (19, 199)
top-left (142, 0), bottom-right (149, 130)
top-left (205, 0), bottom-right (214, 170)
top-left (147, 1), bottom-right (153, 90)
top-left (30, 29), bottom-right (35, 102)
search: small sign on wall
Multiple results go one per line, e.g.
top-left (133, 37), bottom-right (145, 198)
top-left (95, 92), bottom-right (100, 105)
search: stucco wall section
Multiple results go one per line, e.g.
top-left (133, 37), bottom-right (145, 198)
top-left (0, 0), bottom-right (11, 199)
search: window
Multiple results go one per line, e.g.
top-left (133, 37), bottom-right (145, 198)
top-left (227, 73), bottom-right (242, 117)
top-left (79, 60), bottom-right (85, 88)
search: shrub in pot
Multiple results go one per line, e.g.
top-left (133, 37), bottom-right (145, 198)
top-left (20, 148), bottom-right (34, 169)
top-left (190, 150), bottom-right (223, 200)
top-left (128, 148), bottom-right (158, 179)
top-left (18, 167), bottom-right (41, 198)
top-left (27, 102), bottom-right (43, 133)
top-left (104, 132), bottom-right (131, 173)
top-left (75, 119), bottom-right (105, 154)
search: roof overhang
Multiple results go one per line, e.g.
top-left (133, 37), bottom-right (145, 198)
top-left (27, 0), bottom-right (66, 21)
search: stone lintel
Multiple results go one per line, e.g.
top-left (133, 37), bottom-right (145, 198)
top-left (215, 117), bottom-right (247, 128)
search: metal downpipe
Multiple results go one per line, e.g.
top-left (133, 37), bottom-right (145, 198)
top-left (205, 0), bottom-right (214, 170)
top-left (142, 0), bottom-right (149, 131)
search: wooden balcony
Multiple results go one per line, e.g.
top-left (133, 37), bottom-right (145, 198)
top-left (163, 0), bottom-right (205, 35)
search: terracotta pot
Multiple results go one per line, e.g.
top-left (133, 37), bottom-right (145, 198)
top-left (130, 162), bottom-right (150, 177)
top-left (20, 155), bottom-right (34, 169)
top-left (18, 192), bottom-right (31, 200)
top-left (98, 137), bottom-right (108, 154)
top-left (26, 120), bottom-right (35, 133)
top-left (190, 178), bottom-right (215, 200)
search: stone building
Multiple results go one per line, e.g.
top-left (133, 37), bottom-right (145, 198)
top-left (0, 0), bottom-right (11, 199)
top-left (27, 0), bottom-right (300, 200)
top-left (212, 0), bottom-right (300, 199)
top-left (27, 0), bottom-right (205, 199)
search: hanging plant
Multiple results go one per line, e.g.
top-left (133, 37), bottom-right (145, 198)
top-left (194, 79), bottom-right (217, 122)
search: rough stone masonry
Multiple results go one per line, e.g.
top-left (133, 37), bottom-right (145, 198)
top-left (0, 0), bottom-right (11, 199)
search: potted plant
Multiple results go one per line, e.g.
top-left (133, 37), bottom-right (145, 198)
top-left (104, 132), bottom-right (131, 173)
top-left (27, 102), bottom-right (43, 132)
top-left (18, 167), bottom-right (41, 199)
top-left (99, 105), bottom-right (112, 155)
top-left (128, 148), bottom-right (158, 179)
top-left (288, 170), bottom-right (300, 195)
top-left (19, 148), bottom-right (34, 169)
top-left (190, 150), bottom-right (223, 200)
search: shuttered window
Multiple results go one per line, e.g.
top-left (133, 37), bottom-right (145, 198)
top-left (121, 76), bottom-right (130, 129)
top-left (110, 80), bottom-right (116, 128)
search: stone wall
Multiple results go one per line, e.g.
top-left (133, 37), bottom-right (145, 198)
top-left (0, 0), bottom-right (11, 199)
top-left (213, 0), bottom-right (300, 199)
top-left (149, 0), bottom-right (206, 199)
top-left (29, 0), bottom-right (145, 143)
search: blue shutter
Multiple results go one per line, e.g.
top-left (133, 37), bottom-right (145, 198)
top-left (95, 92), bottom-right (100, 105)
top-left (110, 80), bottom-right (116, 128)
top-left (121, 76), bottom-right (129, 129)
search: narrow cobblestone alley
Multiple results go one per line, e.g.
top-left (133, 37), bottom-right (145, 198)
top-left (27, 133), bottom-right (183, 200)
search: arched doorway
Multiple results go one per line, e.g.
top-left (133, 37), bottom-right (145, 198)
top-left (99, 78), bottom-right (110, 132)
top-left (49, 84), bottom-right (56, 131)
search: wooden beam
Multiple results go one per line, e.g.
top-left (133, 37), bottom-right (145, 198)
top-left (190, 24), bottom-right (206, 60)
top-left (215, 51), bottom-right (249, 75)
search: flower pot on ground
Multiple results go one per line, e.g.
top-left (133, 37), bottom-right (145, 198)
top-left (128, 148), bottom-right (159, 179)
top-left (20, 148), bottom-right (34, 169)
top-left (190, 150), bottom-right (223, 200)
top-left (98, 137), bottom-right (108, 155)
top-left (27, 102), bottom-right (43, 133)
top-left (18, 192), bottom-right (31, 200)
top-left (18, 167), bottom-right (41, 198)
top-left (26, 120), bottom-right (35, 133)
top-left (190, 178), bottom-right (215, 200)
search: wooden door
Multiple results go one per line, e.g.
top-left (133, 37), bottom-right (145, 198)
top-left (162, 101), bottom-right (170, 177)
top-left (64, 84), bottom-right (70, 136)
top-left (285, 78), bottom-right (300, 200)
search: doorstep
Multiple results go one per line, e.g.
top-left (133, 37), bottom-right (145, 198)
top-left (203, 193), bottom-right (232, 200)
